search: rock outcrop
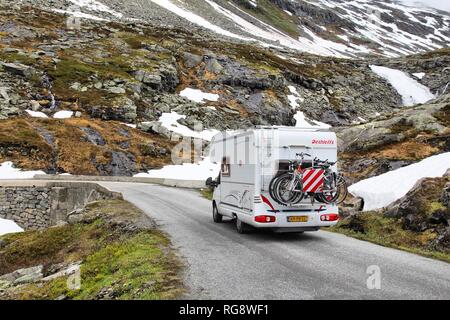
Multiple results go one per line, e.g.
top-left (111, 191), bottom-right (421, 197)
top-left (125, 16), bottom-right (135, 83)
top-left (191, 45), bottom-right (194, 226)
top-left (336, 96), bottom-right (450, 184)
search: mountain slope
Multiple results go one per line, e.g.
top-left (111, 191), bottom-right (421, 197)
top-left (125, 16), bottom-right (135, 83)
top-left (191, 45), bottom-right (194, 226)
top-left (0, 3), bottom-right (448, 177)
top-left (12, 0), bottom-right (450, 57)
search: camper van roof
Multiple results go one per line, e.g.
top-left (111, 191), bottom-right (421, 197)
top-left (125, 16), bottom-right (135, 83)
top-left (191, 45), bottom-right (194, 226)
top-left (210, 126), bottom-right (332, 144)
top-left (254, 126), bottom-right (330, 132)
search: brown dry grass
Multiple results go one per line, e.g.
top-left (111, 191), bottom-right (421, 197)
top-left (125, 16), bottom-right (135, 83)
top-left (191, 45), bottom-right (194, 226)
top-left (369, 141), bottom-right (440, 161)
top-left (0, 119), bottom-right (52, 169)
top-left (0, 117), bottom-right (175, 175)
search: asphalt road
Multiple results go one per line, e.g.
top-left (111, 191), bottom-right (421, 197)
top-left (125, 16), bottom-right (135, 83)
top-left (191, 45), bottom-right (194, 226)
top-left (102, 182), bottom-right (450, 300)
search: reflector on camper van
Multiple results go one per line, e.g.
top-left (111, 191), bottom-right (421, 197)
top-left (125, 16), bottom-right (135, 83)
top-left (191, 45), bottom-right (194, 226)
top-left (302, 168), bottom-right (325, 193)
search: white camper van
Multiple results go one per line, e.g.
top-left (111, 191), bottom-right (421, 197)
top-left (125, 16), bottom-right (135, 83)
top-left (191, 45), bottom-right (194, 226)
top-left (207, 126), bottom-right (344, 233)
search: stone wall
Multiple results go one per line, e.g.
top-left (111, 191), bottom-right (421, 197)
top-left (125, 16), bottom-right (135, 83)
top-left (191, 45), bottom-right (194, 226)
top-left (34, 174), bottom-right (207, 189)
top-left (0, 186), bottom-right (51, 229)
top-left (0, 182), bottom-right (122, 230)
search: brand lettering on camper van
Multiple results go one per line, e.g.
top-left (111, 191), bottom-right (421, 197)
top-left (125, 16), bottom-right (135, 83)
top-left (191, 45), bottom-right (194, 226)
top-left (312, 139), bottom-right (335, 145)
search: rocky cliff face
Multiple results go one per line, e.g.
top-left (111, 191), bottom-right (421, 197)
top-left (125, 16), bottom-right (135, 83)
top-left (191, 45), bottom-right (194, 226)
top-left (338, 170), bottom-right (450, 254)
top-left (336, 94), bottom-right (450, 184)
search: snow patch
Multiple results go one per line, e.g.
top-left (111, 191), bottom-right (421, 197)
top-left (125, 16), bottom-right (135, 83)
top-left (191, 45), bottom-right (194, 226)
top-left (52, 8), bottom-right (106, 21)
top-left (53, 111), bottom-right (74, 119)
top-left (294, 112), bottom-right (331, 129)
top-left (248, 0), bottom-right (258, 8)
top-left (370, 65), bottom-right (435, 106)
top-left (149, 0), bottom-right (250, 41)
top-left (209, 0), bottom-right (338, 56)
top-left (67, 0), bottom-right (123, 18)
top-left (413, 72), bottom-right (426, 79)
top-left (179, 88), bottom-right (219, 103)
top-left (134, 157), bottom-right (220, 181)
top-left (348, 152), bottom-right (450, 211)
top-left (0, 162), bottom-right (45, 180)
top-left (159, 112), bottom-right (219, 141)
top-left (0, 218), bottom-right (24, 236)
top-left (287, 86), bottom-right (303, 110)
top-left (25, 110), bottom-right (48, 118)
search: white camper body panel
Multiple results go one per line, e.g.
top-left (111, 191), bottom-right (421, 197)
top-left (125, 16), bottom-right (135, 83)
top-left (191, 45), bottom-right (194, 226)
top-left (210, 127), bottom-right (339, 232)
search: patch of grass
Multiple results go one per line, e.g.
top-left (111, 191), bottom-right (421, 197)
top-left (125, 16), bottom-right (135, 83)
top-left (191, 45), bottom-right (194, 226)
top-left (426, 201), bottom-right (446, 216)
top-left (200, 188), bottom-right (213, 200)
top-left (0, 200), bottom-right (184, 300)
top-left (330, 212), bottom-right (449, 263)
top-left (76, 231), bottom-right (180, 300)
top-left (433, 105), bottom-right (450, 127)
top-left (412, 47), bottom-right (450, 59)
top-left (0, 51), bottom-right (36, 65)
top-left (232, 0), bottom-right (300, 38)
top-left (388, 120), bottom-right (415, 135)
top-left (240, 59), bottom-right (280, 76)
top-left (47, 54), bottom-right (133, 102)
top-left (0, 119), bottom-right (52, 170)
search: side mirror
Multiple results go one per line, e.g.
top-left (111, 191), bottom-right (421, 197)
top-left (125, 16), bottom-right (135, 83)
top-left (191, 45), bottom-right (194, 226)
top-left (205, 177), bottom-right (218, 188)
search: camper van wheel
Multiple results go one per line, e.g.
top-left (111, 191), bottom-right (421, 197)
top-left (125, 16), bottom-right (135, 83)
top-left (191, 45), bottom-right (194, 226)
top-left (235, 217), bottom-right (250, 234)
top-left (213, 203), bottom-right (223, 223)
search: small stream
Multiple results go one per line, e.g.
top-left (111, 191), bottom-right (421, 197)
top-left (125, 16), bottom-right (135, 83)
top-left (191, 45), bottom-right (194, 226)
top-left (41, 73), bottom-right (56, 110)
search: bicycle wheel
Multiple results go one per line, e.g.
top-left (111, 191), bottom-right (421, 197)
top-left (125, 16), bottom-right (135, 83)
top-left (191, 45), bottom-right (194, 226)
top-left (273, 173), bottom-right (304, 205)
top-left (269, 174), bottom-right (282, 204)
top-left (335, 175), bottom-right (348, 204)
top-left (319, 174), bottom-right (348, 205)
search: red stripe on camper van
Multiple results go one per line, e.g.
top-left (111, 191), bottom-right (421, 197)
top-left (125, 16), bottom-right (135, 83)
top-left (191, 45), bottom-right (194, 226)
top-left (261, 195), bottom-right (276, 211)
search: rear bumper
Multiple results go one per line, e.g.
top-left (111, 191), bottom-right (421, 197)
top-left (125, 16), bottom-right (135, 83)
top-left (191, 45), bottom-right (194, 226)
top-left (246, 212), bottom-right (339, 229)
top-left (270, 227), bottom-right (320, 233)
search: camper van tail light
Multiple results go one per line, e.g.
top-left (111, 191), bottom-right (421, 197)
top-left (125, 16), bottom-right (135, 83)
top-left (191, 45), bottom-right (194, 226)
top-left (255, 215), bottom-right (276, 223)
top-left (320, 214), bottom-right (339, 222)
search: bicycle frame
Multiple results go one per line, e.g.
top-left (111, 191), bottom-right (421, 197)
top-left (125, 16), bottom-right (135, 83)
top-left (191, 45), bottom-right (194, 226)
top-left (287, 154), bottom-right (310, 193)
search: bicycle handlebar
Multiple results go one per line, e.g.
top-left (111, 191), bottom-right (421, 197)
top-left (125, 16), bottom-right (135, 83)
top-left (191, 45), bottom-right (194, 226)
top-left (296, 152), bottom-right (311, 157)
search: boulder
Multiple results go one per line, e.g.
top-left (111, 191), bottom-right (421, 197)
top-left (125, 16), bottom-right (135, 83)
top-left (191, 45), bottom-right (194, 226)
top-left (96, 151), bottom-right (137, 176)
top-left (79, 127), bottom-right (106, 146)
top-left (42, 262), bottom-right (81, 282)
top-left (339, 196), bottom-right (364, 217)
top-left (336, 102), bottom-right (448, 153)
top-left (138, 121), bottom-right (159, 133)
top-left (384, 175), bottom-right (449, 232)
top-left (205, 58), bottom-right (223, 74)
top-left (183, 52), bottom-right (203, 68)
top-left (108, 87), bottom-right (126, 94)
top-left (88, 97), bottom-right (137, 123)
top-left (159, 63), bottom-right (179, 92)
top-left (442, 182), bottom-right (450, 208)
top-left (29, 100), bottom-right (41, 111)
top-left (0, 265), bottom-right (44, 285)
top-left (0, 62), bottom-right (36, 78)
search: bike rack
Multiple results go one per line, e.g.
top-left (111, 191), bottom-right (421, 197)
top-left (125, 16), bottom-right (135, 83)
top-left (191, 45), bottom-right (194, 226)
top-left (282, 145), bottom-right (316, 164)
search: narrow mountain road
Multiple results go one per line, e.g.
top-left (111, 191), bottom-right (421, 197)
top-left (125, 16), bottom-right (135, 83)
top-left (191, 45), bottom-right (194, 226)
top-left (102, 182), bottom-right (450, 300)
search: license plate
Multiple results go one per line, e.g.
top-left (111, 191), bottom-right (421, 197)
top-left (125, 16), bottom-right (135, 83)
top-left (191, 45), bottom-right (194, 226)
top-left (287, 216), bottom-right (309, 223)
